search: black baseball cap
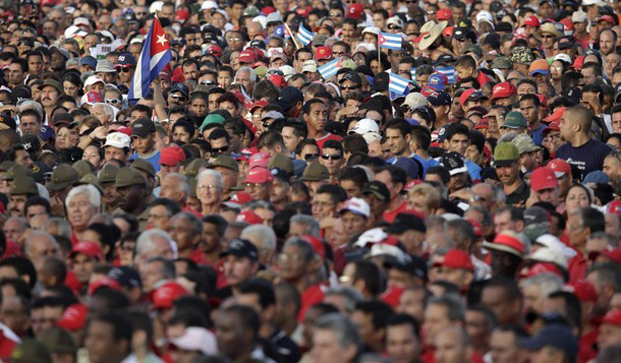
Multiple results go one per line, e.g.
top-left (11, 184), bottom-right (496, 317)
top-left (339, 70), bottom-right (362, 86)
top-left (388, 212), bottom-right (426, 234)
top-left (362, 181), bottom-right (390, 202)
top-left (221, 239), bottom-right (258, 261)
top-left (108, 266), bottom-right (142, 288)
top-left (170, 83), bottom-right (189, 97)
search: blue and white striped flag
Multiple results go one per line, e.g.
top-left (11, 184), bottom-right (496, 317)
top-left (410, 67), bottom-right (417, 80)
top-left (436, 66), bottom-right (457, 84)
top-left (317, 58), bottom-right (341, 80)
top-left (297, 23), bottom-right (314, 46)
top-left (389, 72), bottom-right (409, 94)
top-left (379, 32), bottom-right (402, 50)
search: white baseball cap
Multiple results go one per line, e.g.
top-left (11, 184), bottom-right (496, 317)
top-left (348, 118), bottom-right (380, 135)
top-left (200, 1), bottom-right (218, 10)
top-left (527, 247), bottom-right (568, 269)
top-left (362, 26), bottom-right (381, 36)
top-left (553, 53), bottom-right (572, 64)
top-left (339, 197), bottom-right (371, 218)
top-left (403, 92), bottom-right (427, 109)
top-left (302, 60), bottom-right (318, 73)
top-left (572, 10), bottom-right (588, 23)
top-left (170, 327), bottom-right (218, 356)
top-left (354, 228), bottom-right (388, 248)
top-left (84, 75), bottom-right (105, 89)
top-left (104, 132), bottom-right (131, 149)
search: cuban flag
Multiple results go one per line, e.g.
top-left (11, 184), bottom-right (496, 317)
top-left (128, 17), bottom-right (172, 101)
top-left (297, 23), bottom-right (314, 46)
top-left (274, 25), bottom-right (292, 38)
top-left (389, 72), bottom-right (409, 94)
top-left (411, 67), bottom-right (417, 80)
top-left (379, 32), bottom-right (402, 50)
top-left (317, 58), bottom-right (342, 80)
top-left (436, 66), bottom-right (457, 84)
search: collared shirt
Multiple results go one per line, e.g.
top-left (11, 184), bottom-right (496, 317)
top-left (505, 181), bottom-right (530, 207)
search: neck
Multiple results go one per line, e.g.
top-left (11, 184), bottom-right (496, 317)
top-left (435, 116), bottom-right (449, 130)
top-left (416, 149), bottom-right (430, 158)
top-left (133, 346), bottom-right (149, 360)
top-left (503, 178), bottom-right (522, 195)
top-left (398, 148), bottom-right (412, 158)
top-left (202, 245), bottom-right (222, 265)
top-left (388, 196), bottom-right (403, 211)
top-left (281, 319), bottom-right (298, 336)
top-left (177, 247), bottom-right (193, 258)
top-left (530, 119), bottom-right (541, 130)
top-left (570, 133), bottom-right (591, 147)
top-left (201, 202), bottom-right (220, 215)
top-left (138, 148), bottom-right (155, 157)
top-left (259, 323), bottom-right (275, 340)
top-left (308, 129), bottom-right (327, 139)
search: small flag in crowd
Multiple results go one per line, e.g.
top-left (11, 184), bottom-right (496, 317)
top-left (379, 32), bottom-right (402, 50)
top-left (411, 67), bottom-right (417, 80)
top-left (435, 66), bottom-right (457, 83)
top-left (129, 17), bottom-right (172, 101)
top-left (297, 23), bottom-right (314, 46)
top-left (389, 72), bottom-right (409, 94)
top-left (318, 58), bottom-right (342, 80)
top-left (274, 25), bottom-right (290, 38)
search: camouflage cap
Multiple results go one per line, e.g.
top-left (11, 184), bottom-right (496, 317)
top-left (47, 164), bottom-right (79, 191)
top-left (10, 176), bottom-right (39, 195)
top-left (131, 158), bottom-right (156, 178)
top-left (115, 167), bottom-right (147, 188)
top-left (72, 160), bottom-right (95, 179)
top-left (300, 162), bottom-right (330, 181)
top-left (510, 46), bottom-right (535, 65)
top-left (10, 338), bottom-right (52, 363)
top-left (209, 155), bottom-right (239, 172)
top-left (185, 158), bottom-right (209, 178)
top-left (3, 165), bottom-right (33, 181)
top-left (98, 164), bottom-right (119, 184)
top-left (512, 134), bottom-right (541, 155)
top-left (490, 56), bottom-right (513, 70)
top-left (268, 154), bottom-right (294, 175)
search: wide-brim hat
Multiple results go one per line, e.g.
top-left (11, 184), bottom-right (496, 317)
top-left (534, 23), bottom-right (562, 41)
top-left (419, 21), bottom-right (448, 51)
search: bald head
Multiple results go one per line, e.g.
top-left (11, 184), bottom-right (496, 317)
top-left (566, 106), bottom-right (593, 133)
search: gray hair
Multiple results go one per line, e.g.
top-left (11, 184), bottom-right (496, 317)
top-left (241, 224), bottom-right (277, 253)
top-left (93, 103), bottom-right (115, 119)
top-left (427, 296), bottom-right (465, 324)
top-left (290, 214), bottom-right (321, 237)
top-left (588, 232), bottom-right (619, 248)
top-left (197, 169), bottom-right (224, 189)
top-left (136, 229), bottom-right (173, 256)
top-left (522, 273), bottom-right (564, 298)
top-left (145, 257), bottom-right (176, 279)
top-left (314, 313), bottom-right (361, 350)
top-left (24, 230), bottom-right (58, 256)
top-left (324, 286), bottom-right (363, 314)
top-left (65, 184), bottom-right (101, 209)
top-left (236, 66), bottom-right (257, 82)
top-left (467, 205), bottom-right (493, 229)
top-left (17, 100), bottom-right (44, 120)
top-left (171, 211), bottom-right (203, 235)
top-left (283, 237), bottom-right (315, 262)
top-left (162, 173), bottom-right (190, 198)
top-left (44, 217), bottom-right (72, 240)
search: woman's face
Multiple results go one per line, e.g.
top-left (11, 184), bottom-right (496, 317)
top-left (566, 186), bottom-right (590, 215)
top-left (104, 90), bottom-right (122, 109)
top-left (172, 126), bottom-right (192, 144)
top-left (82, 144), bottom-right (102, 169)
top-left (370, 60), bottom-right (383, 74)
top-left (56, 126), bottom-right (79, 149)
top-left (64, 81), bottom-right (79, 98)
top-left (550, 61), bottom-right (563, 80)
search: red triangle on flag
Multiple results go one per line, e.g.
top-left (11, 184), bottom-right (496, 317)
top-left (378, 33), bottom-right (386, 46)
top-left (149, 17), bottom-right (170, 56)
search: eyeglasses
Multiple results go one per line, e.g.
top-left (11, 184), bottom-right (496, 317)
top-left (405, 0), bottom-right (416, 3)
top-left (197, 184), bottom-right (220, 191)
top-left (262, 120), bottom-right (273, 128)
top-left (201, 80), bottom-right (215, 86)
top-left (541, 35), bottom-right (555, 39)
top-left (329, 12), bottom-right (343, 17)
top-left (226, 37), bottom-right (242, 42)
top-left (304, 153), bottom-right (319, 161)
top-left (333, 50), bottom-right (346, 56)
top-left (245, 182), bottom-right (269, 188)
top-left (340, 84), bottom-right (359, 91)
top-left (400, 105), bottom-right (412, 113)
top-left (115, 67), bottom-right (132, 73)
top-left (321, 154), bottom-right (342, 160)
top-left (278, 253), bottom-right (305, 262)
top-left (211, 145), bottom-right (229, 153)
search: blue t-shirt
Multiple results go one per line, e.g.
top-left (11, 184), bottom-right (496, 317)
top-left (555, 139), bottom-right (613, 180)
top-left (413, 154), bottom-right (440, 178)
top-left (130, 151), bottom-right (161, 173)
top-left (465, 160), bottom-right (482, 182)
top-left (531, 124), bottom-right (548, 146)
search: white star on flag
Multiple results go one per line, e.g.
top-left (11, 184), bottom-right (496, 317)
top-left (156, 34), bottom-right (168, 46)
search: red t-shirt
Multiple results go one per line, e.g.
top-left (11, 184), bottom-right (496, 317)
top-left (315, 133), bottom-right (342, 151)
top-left (568, 250), bottom-right (588, 283)
top-left (578, 329), bottom-right (598, 363)
top-left (382, 201), bottom-right (408, 224)
top-left (298, 284), bottom-right (326, 322)
top-left (0, 328), bottom-right (18, 360)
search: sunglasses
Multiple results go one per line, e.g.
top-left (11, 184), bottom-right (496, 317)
top-left (170, 94), bottom-right (187, 101)
top-left (115, 67), bottom-right (132, 73)
top-left (388, 25), bottom-right (401, 30)
top-left (304, 153), bottom-right (319, 161)
top-left (211, 145), bottom-right (229, 153)
top-left (105, 98), bottom-right (120, 105)
top-left (321, 154), bottom-right (342, 160)
top-left (340, 84), bottom-right (359, 91)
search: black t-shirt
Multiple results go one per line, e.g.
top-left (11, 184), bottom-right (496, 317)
top-left (555, 139), bottom-right (613, 181)
top-left (506, 181), bottom-right (530, 207)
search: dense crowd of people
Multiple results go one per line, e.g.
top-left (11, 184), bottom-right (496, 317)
top-left (0, 0), bottom-right (620, 362)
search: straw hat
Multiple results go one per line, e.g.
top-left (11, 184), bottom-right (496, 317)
top-left (534, 22), bottom-right (562, 41)
top-left (419, 21), bottom-right (448, 50)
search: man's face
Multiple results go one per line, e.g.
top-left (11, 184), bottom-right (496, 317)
top-left (340, 211), bottom-right (367, 239)
top-left (598, 323), bottom-right (621, 350)
top-left (270, 178), bottom-right (290, 205)
top-left (311, 329), bottom-right (355, 363)
top-left (41, 86), bottom-right (60, 108)
top-left (481, 286), bottom-right (516, 325)
top-left (305, 102), bottom-right (328, 133)
top-left (28, 55), bottom-right (43, 75)
top-left (386, 128), bottom-right (409, 156)
top-left (104, 146), bottom-right (127, 162)
top-left (490, 330), bottom-right (521, 363)
top-left (170, 217), bottom-right (199, 252)
top-left (600, 31), bottom-right (615, 55)
top-left (281, 126), bottom-right (301, 152)
top-left (148, 205), bottom-right (171, 231)
top-left (67, 193), bottom-right (98, 230)
top-left (422, 304), bottom-right (450, 345)
top-left (495, 163), bottom-right (519, 188)
top-left (191, 97), bottom-right (208, 117)
top-left (234, 71), bottom-right (252, 92)
top-left (71, 253), bottom-right (97, 284)
top-left (342, 23), bottom-right (356, 41)
top-left (182, 63), bottom-right (198, 81)
top-left (386, 324), bottom-right (420, 363)
top-left (603, 155), bottom-right (621, 179)
top-left (312, 193), bottom-right (337, 220)
top-left (434, 330), bottom-right (469, 363)
top-left (581, 67), bottom-right (597, 85)
top-left (8, 194), bottom-right (28, 217)
top-left (132, 134), bottom-right (155, 154)
top-left (19, 115), bottom-right (40, 136)
top-left (197, 175), bottom-right (223, 205)
top-left (519, 99), bottom-right (539, 125)
top-left (85, 321), bottom-right (124, 363)
top-left (222, 255), bottom-right (256, 286)
top-left (319, 147), bottom-right (343, 176)
top-left (116, 185), bottom-right (144, 213)
top-left (447, 134), bottom-right (469, 155)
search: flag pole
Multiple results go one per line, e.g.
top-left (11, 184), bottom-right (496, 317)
top-left (377, 35), bottom-right (381, 65)
top-left (285, 23), bottom-right (301, 50)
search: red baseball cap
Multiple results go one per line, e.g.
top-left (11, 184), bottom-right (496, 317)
top-left (230, 191), bottom-right (254, 205)
top-left (572, 55), bottom-right (584, 70)
top-left (483, 231), bottom-right (526, 257)
top-left (249, 152), bottom-right (270, 170)
top-left (491, 82), bottom-right (517, 100)
top-left (459, 88), bottom-right (477, 105)
top-left (267, 74), bottom-right (287, 89)
top-left (116, 127), bottom-right (132, 136)
top-left (547, 159), bottom-right (571, 178)
top-left (56, 304), bottom-right (88, 331)
top-left (531, 167), bottom-right (558, 192)
top-left (438, 249), bottom-right (475, 272)
top-left (175, 8), bottom-right (190, 21)
top-left (238, 50), bottom-right (256, 64)
top-left (599, 15), bottom-right (615, 24)
top-left (315, 46), bottom-right (333, 61)
top-left (245, 167), bottom-right (274, 184)
top-left (87, 276), bottom-right (122, 296)
top-left (524, 15), bottom-right (541, 27)
top-left (606, 200), bottom-right (621, 215)
top-left (206, 45), bottom-right (223, 57)
top-left (302, 235), bottom-right (326, 260)
top-left (249, 100), bottom-right (269, 111)
top-left (235, 210), bottom-right (264, 225)
top-left (437, 8), bottom-right (452, 21)
top-left (152, 282), bottom-right (189, 309)
top-left (603, 308), bottom-right (621, 326)
top-left (346, 4), bottom-right (364, 20)
top-left (443, 26), bottom-right (454, 37)
top-left (159, 146), bottom-right (186, 166)
top-left (525, 262), bottom-right (564, 278)
top-left (261, 6), bottom-right (276, 15)
top-left (564, 280), bottom-right (597, 302)
top-left (70, 241), bottom-right (103, 260)
top-left (542, 121), bottom-right (560, 135)
top-left (602, 247), bottom-right (621, 265)
top-left (543, 107), bottom-right (566, 122)
top-left (381, 286), bottom-right (404, 308)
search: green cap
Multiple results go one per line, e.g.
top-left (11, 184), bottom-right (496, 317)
top-left (98, 164), bottom-right (119, 184)
top-left (199, 114), bottom-right (225, 130)
top-left (269, 154), bottom-right (294, 175)
top-left (10, 338), bottom-right (52, 363)
top-left (512, 134), bottom-right (540, 155)
top-left (79, 173), bottom-right (104, 195)
top-left (42, 78), bottom-right (63, 95)
top-left (493, 142), bottom-right (519, 166)
top-left (188, 177), bottom-right (198, 198)
top-left (185, 158), bottom-right (208, 178)
top-left (0, 160), bottom-right (15, 172)
top-left (47, 164), bottom-right (79, 191)
top-left (465, 44), bottom-right (483, 58)
top-left (501, 111), bottom-right (527, 129)
top-left (10, 176), bottom-right (39, 195)
top-left (2, 165), bottom-right (33, 181)
top-left (209, 155), bottom-right (239, 172)
top-left (72, 160), bottom-right (95, 179)
top-left (490, 56), bottom-right (512, 70)
top-left (243, 5), bottom-right (260, 16)
top-left (341, 59), bottom-right (357, 70)
top-left (38, 327), bottom-right (77, 356)
top-left (255, 65), bottom-right (268, 78)
top-left (301, 162), bottom-right (330, 181)
top-left (131, 158), bottom-right (156, 178)
top-left (115, 167), bottom-right (147, 188)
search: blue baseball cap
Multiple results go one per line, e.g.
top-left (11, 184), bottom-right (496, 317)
top-left (427, 73), bottom-right (447, 92)
top-left (394, 157), bottom-right (420, 179)
top-left (80, 56), bottom-right (97, 69)
top-left (520, 324), bottom-right (578, 357)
